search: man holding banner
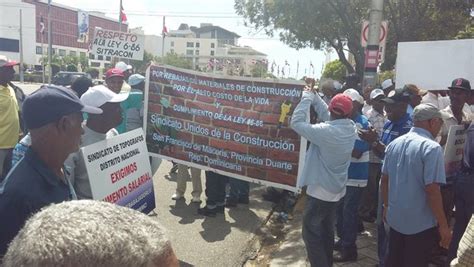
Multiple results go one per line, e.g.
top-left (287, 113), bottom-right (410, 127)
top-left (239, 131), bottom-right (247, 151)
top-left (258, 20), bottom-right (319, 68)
top-left (66, 85), bottom-right (128, 199)
top-left (291, 82), bottom-right (357, 267)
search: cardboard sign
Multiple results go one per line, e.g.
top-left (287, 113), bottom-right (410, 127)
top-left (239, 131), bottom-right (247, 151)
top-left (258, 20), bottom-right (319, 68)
top-left (144, 64), bottom-right (306, 192)
top-left (444, 125), bottom-right (467, 177)
top-left (81, 128), bottom-right (155, 213)
top-left (396, 39), bottom-right (474, 90)
top-left (91, 28), bottom-right (145, 61)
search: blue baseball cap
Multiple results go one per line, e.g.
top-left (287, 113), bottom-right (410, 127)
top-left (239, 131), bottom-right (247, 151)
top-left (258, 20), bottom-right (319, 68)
top-left (128, 74), bottom-right (145, 86)
top-left (23, 85), bottom-right (102, 129)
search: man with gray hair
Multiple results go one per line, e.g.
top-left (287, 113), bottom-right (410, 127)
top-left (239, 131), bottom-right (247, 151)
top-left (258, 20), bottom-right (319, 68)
top-left (381, 103), bottom-right (452, 266)
top-left (2, 200), bottom-right (179, 267)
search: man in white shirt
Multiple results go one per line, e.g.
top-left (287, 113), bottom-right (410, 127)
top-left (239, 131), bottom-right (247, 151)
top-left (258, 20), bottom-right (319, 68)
top-left (65, 85), bottom-right (129, 199)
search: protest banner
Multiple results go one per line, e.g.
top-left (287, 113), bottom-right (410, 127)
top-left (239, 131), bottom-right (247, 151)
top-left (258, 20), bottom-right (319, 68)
top-left (396, 39), bottom-right (474, 90)
top-left (444, 125), bottom-right (467, 177)
top-left (91, 28), bottom-right (145, 61)
top-left (81, 128), bottom-right (155, 213)
top-left (144, 64), bottom-right (306, 192)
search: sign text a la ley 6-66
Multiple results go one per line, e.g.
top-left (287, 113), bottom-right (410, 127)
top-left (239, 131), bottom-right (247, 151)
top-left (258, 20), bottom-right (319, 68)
top-left (91, 28), bottom-right (145, 61)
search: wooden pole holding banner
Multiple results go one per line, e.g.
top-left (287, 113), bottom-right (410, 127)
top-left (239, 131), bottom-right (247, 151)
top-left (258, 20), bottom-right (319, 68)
top-left (19, 9), bottom-right (24, 83)
top-left (47, 0), bottom-right (52, 84)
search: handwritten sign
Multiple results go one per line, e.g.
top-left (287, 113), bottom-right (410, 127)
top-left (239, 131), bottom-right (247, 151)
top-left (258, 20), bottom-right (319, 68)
top-left (91, 28), bottom-right (145, 61)
top-left (444, 125), bottom-right (466, 178)
top-left (81, 129), bottom-right (155, 213)
top-left (144, 64), bottom-right (306, 192)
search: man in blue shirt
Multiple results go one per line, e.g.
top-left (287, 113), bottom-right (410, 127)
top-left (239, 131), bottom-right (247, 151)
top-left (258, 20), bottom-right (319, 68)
top-left (382, 104), bottom-right (451, 267)
top-left (291, 82), bottom-right (357, 267)
top-left (0, 85), bottom-right (101, 256)
top-left (359, 88), bottom-right (413, 267)
top-left (334, 89), bottom-right (371, 262)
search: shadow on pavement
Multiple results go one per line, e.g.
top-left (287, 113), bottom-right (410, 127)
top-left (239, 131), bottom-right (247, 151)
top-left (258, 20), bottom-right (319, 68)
top-left (199, 214), bottom-right (232, 242)
top-left (169, 199), bottom-right (201, 225)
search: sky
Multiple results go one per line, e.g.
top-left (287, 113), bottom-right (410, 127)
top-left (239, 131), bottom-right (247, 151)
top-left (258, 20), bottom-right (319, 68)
top-left (53, 0), bottom-right (332, 79)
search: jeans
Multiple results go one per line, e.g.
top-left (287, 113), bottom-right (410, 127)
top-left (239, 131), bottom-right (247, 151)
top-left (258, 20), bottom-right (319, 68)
top-left (228, 178), bottom-right (249, 200)
top-left (359, 163), bottom-right (382, 219)
top-left (447, 174), bottom-right (474, 262)
top-left (204, 171), bottom-right (228, 207)
top-left (302, 195), bottom-right (338, 267)
top-left (377, 186), bottom-right (389, 267)
top-left (386, 227), bottom-right (437, 267)
top-left (336, 186), bottom-right (364, 252)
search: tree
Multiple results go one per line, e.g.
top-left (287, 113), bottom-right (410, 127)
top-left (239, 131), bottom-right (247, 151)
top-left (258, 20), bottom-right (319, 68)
top-left (130, 51), bottom-right (157, 73)
top-left (250, 64), bottom-right (268, 78)
top-left (234, 0), bottom-right (471, 76)
top-left (155, 52), bottom-right (193, 70)
top-left (322, 60), bottom-right (346, 81)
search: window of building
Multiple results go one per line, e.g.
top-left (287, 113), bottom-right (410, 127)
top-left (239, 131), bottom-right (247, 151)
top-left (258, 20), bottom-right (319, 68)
top-left (52, 48), bottom-right (56, 55)
top-left (104, 63), bottom-right (111, 69)
top-left (80, 52), bottom-right (86, 58)
top-left (186, 42), bottom-right (194, 48)
top-left (89, 53), bottom-right (95, 60)
top-left (98, 55), bottom-right (104, 60)
top-left (195, 50), bottom-right (200, 56)
top-left (186, 50), bottom-right (194, 56)
top-left (106, 56), bottom-right (111, 61)
top-left (91, 62), bottom-right (100, 67)
top-left (210, 50), bottom-right (215, 56)
top-left (211, 43), bottom-right (215, 49)
top-left (36, 46), bottom-right (42, 55)
top-left (196, 42), bottom-right (200, 48)
top-left (0, 38), bottom-right (19, 52)
top-left (171, 41), bottom-right (174, 47)
top-left (69, 51), bottom-right (77, 57)
top-left (59, 49), bottom-right (66, 56)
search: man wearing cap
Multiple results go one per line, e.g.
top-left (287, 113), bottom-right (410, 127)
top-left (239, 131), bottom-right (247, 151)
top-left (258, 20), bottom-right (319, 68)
top-left (359, 88), bottom-right (387, 222)
top-left (65, 85), bottom-right (128, 199)
top-left (105, 68), bottom-right (125, 94)
top-left (403, 84), bottom-right (427, 115)
top-left (381, 79), bottom-right (395, 95)
top-left (382, 104), bottom-right (451, 267)
top-left (115, 61), bottom-right (132, 93)
top-left (334, 89), bottom-right (370, 262)
top-left (0, 55), bottom-right (20, 182)
top-left (116, 73), bottom-right (145, 133)
top-left (291, 86), bottom-right (357, 267)
top-left (360, 88), bottom-right (413, 267)
top-left (439, 78), bottom-right (472, 230)
top-left (0, 85), bottom-right (102, 256)
top-left (320, 79), bottom-right (343, 105)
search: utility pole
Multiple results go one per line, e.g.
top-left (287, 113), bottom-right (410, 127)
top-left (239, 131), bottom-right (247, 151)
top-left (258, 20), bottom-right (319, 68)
top-left (19, 9), bottom-right (24, 83)
top-left (161, 16), bottom-right (166, 57)
top-left (47, 1), bottom-right (52, 84)
top-left (362, 0), bottom-right (383, 88)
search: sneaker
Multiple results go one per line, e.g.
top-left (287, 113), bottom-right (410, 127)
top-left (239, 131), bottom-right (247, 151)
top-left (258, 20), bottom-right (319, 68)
top-left (191, 196), bottom-right (202, 203)
top-left (197, 206), bottom-right (217, 217)
top-left (171, 193), bottom-right (184, 200)
top-left (333, 250), bottom-right (357, 262)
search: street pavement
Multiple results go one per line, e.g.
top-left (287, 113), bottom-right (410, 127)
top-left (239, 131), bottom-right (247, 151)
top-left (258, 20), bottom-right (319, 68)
top-left (150, 160), bottom-right (273, 267)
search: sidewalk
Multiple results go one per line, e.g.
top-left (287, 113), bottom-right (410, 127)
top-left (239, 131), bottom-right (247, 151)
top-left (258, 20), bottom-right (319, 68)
top-left (265, 194), bottom-right (379, 267)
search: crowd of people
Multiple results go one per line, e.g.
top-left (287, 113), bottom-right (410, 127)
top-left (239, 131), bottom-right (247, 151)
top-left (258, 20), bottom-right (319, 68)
top-left (0, 52), bottom-right (473, 267)
top-left (292, 74), bottom-right (474, 267)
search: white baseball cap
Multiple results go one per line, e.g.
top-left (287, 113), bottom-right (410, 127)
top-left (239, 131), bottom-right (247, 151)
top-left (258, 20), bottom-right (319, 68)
top-left (128, 74), bottom-right (145, 86)
top-left (80, 85), bottom-right (129, 110)
top-left (381, 79), bottom-right (394, 90)
top-left (115, 61), bottom-right (132, 72)
top-left (343, 88), bottom-right (364, 104)
top-left (370, 88), bottom-right (385, 100)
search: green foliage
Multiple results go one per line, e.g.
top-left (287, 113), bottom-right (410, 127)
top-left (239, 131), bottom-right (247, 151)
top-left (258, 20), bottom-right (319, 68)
top-left (156, 52), bottom-right (193, 70)
top-left (250, 64), bottom-right (267, 78)
top-left (322, 60), bottom-right (346, 81)
top-left (235, 0), bottom-right (472, 75)
top-left (85, 67), bottom-right (99, 79)
top-left (455, 24), bottom-right (474, 39)
top-left (66, 64), bottom-right (78, 72)
top-left (378, 70), bottom-right (395, 84)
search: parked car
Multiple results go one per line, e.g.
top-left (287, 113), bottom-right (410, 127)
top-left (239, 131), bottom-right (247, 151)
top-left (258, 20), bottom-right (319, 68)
top-left (52, 72), bottom-right (92, 86)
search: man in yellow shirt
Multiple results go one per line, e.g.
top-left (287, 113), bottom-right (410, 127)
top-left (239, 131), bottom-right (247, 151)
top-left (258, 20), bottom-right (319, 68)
top-left (0, 55), bottom-right (20, 181)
